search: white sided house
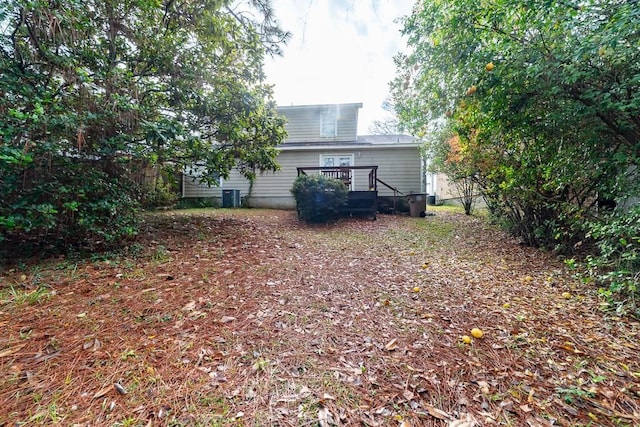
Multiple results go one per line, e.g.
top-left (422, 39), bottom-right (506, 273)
top-left (182, 103), bottom-right (424, 210)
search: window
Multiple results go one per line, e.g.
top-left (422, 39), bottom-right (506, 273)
top-left (320, 154), bottom-right (353, 168)
top-left (320, 107), bottom-right (337, 137)
top-left (319, 154), bottom-right (354, 189)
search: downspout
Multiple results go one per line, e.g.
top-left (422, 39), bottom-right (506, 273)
top-left (421, 156), bottom-right (427, 194)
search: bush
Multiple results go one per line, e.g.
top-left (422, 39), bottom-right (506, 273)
top-left (140, 173), bottom-right (180, 209)
top-left (0, 153), bottom-right (140, 256)
top-left (175, 197), bottom-right (220, 209)
top-left (290, 174), bottom-right (348, 223)
top-left (584, 206), bottom-right (640, 317)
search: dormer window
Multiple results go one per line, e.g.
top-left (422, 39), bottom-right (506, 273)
top-left (320, 107), bottom-right (337, 137)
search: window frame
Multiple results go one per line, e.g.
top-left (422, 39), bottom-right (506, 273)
top-left (320, 108), bottom-right (338, 138)
top-left (319, 153), bottom-right (355, 190)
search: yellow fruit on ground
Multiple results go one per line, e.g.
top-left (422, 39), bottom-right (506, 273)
top-left (485, 62), bottom-right (494, 71)
top-left (502, 302), bottom-right (510, 309)
top-left (466, 85), bottom-right (477, 96)
top-left (471, 328), bottom-right (484, 338)
top-left (461, 335), bottom-right (472, 344)
top-left (413, 286), bottom-right (421, 293)
top-left (562, 292), bottom-right (572, 299)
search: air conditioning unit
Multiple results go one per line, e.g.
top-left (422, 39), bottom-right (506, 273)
top-left (222, 189), bottom-right (241, 208)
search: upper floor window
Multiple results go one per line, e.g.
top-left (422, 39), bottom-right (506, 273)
top-left (320, 107), bottom-right (337, 137)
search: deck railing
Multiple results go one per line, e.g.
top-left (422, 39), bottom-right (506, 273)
top-left (296, 166), bottom-right (378, 191)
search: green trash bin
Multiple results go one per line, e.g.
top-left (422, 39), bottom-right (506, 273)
top-left (407, 193), bottom-right (427, 217)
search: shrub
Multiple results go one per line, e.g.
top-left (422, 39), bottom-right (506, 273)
top-left (0, 154), bottom-right (140, 256)
top-left (140, 172), bottom-right (180, 209)
top-left (290, 174), bottom-right (348, 223)
top-left (175, 197), bottom-right (220, 209)
top-left (584, 206), bottom-right (640, 317)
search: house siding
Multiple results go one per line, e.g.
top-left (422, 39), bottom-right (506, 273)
top-left (217, 145), bottom-right (422, 209)
top-left (221, 152), bottom-right (300, 209)
top-left (434, 173), bottom-right (460, 202)
top-left (181, 103), bottom-right (425, 209)
top-left (182, 169), bottom-right (220, 198)
top-left (355, 147), bottom-right (422, 196)
top-left (278, 104), bottom-right (360, 144)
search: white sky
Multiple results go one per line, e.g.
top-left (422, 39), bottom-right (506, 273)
top-left (264, 0), bottom-right (415, 135)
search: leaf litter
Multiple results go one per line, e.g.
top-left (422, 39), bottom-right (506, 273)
top-left (0, 209), bottom-right (639, 426)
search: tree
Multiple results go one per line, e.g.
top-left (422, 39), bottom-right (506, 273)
top-left (392, 0), bottom-right (640, 314)
top-left (0, 0), bottom-right (290, 250)
top-left (392, 0), bottom-right (640, 247)
top-left (441, 134), bottom-right (478, 216)
top-left (368, 97), bottom-right (402, 135)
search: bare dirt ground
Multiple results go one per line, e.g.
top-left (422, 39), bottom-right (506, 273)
top-left (1, 208), bottom-right (639, 427)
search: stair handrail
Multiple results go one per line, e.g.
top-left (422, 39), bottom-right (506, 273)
top-left (376, 178), bottom-right (404, 195)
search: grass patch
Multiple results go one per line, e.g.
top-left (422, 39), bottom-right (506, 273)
top-left (1, 286), bottom-right (51, 306)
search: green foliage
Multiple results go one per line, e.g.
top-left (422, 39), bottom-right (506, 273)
top-left (393, 0), bottom-right (640, 314)
top-left (175, 197), bottom-right (220, 210)
top-left (393, 0), bottom-right (640, 250)
top-left (0, 154), bottom-right (140, 254)
top-left (140, 171), bottom-right (179, 209)
top-left (585, 206), bottom-right (640, 317)
top-left (5, 286), bottom-right (51, 306)
top-left (0, 0), bottom-right (289, 255)
top-left (425, 126), bottom-right (480, 215)
top-left (291, 175), bottom-right (349, 223)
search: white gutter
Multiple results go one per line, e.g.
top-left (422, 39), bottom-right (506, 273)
top-left (278, 143), bottom-right (420, 151)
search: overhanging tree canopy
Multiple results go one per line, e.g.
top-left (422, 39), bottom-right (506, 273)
top-left (392, 0), bottom-right (640, 247)
top-left (392, 0), bottom-right (639, 315)
top-left (0, 0), bottom-right (290, 249)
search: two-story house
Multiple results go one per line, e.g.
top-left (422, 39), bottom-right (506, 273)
top-left (181, 102), bottom-right (425, 209)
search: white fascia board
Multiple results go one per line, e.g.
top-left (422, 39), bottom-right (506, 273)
top-left (277, 102), bottom-right (363, 112)
top-left (278, 143), bottom-right (420, 151)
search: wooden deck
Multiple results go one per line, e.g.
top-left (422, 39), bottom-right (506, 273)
top-left (296, 166), bottom-right (379, 219)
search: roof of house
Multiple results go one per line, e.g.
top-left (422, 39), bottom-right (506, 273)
top-left (277, 102), bottom-right (363, 112)
top-left (278, 134), bottom-right (417, 150)
top-left (356, 134), bottom-right (415, 144)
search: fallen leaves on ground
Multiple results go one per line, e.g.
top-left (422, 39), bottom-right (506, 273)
top-left (0, 209), bottom-right (639, 426)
